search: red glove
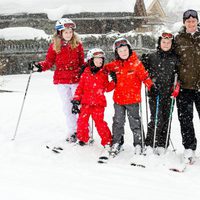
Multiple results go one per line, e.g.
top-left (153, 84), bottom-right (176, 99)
top-left (171, 82), bottom-right (180, 98)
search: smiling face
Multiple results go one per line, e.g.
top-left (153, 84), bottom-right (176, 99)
top-left (93, 57), bottom-right (103, 68)
top-left (62, 28), bottom-right (73, 41)
top-left (160, 38), bottom-right (172, 52)
top-left (184, 17), bottom-right (198, 33)
top-left (117, 45), bottom-right (129, 60)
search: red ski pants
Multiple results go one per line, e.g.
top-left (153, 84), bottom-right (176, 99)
top-left (77, 105), bottom-right (112, 146)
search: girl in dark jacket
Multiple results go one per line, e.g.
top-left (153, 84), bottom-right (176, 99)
top-left (141, 32), bottom-right (180, 155)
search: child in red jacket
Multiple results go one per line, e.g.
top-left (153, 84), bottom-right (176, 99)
top-left (29, 18), bottom-right (84, 143)
top-left (71, 48), bottom-right (115, 150)
top-left (105, 38), bottom-right (156, 156)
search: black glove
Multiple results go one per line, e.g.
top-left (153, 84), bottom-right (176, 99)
top-left (109, 71), bottom-right (117, 83)
top-left (71, 100), bottom-right (80, 114)
top-left (28, 61), bottom-right (42, 72)
top-left (79, 64), bottom-right (87, 77)
top-left (149, 84), bottom-right (159, 96)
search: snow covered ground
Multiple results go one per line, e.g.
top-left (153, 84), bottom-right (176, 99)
top-left (0, 72), bottom-right (200, 200)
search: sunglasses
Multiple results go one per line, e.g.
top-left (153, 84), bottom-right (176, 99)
top-left (115, 40), bottom-right (128, 49)
top-left (161, 32), bottom-right (173, 39)
top-left (183, 9), bottom-right (198, 20)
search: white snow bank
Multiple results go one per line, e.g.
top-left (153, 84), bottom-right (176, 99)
top-left (0, 27), bottom-right (51, 40)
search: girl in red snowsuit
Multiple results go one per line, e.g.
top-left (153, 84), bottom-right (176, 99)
top-left (71, 48), bottom-right (115, 147)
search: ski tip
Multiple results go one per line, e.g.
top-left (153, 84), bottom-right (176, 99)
top-left (99, 156), bottom-right (109, 160)
top-left (169, 167), bottom-right (186, 173)
top-left (52, 149), bottom-right (61, 153)
top-left (130, 163), bottom-right (145, 168)
top-left (56, 147), bottom-right (63, 151)
top-left (97, 160), bottom-right (107, 164)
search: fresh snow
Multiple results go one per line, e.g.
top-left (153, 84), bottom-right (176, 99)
top-left (1, 0), bottom-right (200, 20)
top-left (0, 72), bottom-right (200, 200)
top-left (0, 27), bottom-right (51, 40)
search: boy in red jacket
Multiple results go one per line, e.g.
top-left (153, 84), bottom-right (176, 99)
top-left (105, 38), bottom-right (156, 156)
top-left (71, 48), bottom-right (115, 150)
top-left (28, 18), bottom-right (84, 143)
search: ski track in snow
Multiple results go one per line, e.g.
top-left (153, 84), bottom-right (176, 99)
top-left (0, 72), bottom-right (200, 200)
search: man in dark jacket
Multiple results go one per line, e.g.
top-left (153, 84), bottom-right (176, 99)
top-left (175, 9), bottom-right (200, 164)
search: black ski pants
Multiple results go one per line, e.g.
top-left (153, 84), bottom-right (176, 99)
top-left (145, 95), bottom-right (171, 148)
top-left (176, 89), bottom-right (200, 150)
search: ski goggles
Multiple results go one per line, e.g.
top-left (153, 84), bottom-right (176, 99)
top-left (63, 23), bottom-right (76, 29)
top-left (114, 39), bottom-right (128, 49)
top-left (183, 9), bottom-right (198, 20)
top-left (56, 23), bottom-right (76, 31)
top-left (161, 32), bottom-right (173, 39)
top-left (93, 51), bottom-right (105, 58)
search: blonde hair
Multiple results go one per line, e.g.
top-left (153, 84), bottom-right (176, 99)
top-left (52, 31), bottom-right (81, 53)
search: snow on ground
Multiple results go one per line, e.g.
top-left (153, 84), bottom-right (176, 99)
top-left (0, 72), bottom-right (200, 200)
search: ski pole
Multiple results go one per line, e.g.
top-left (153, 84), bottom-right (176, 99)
top-left (169, 138), bottom-right (176, 152)
top-left (91, 118), bottom-right (94, 140)
top-left (145, 87), bottom-right (149, 133)
top-left (165, 74), bottom-right (178, 152)
top-left (12, 70), bottom-right (32, 140)
top-left (153, 95), bottom-right (160, 150)
top-left (89, 117), bottom-right (94, 145)
top-left (139, 102), bottom-right (145, 153)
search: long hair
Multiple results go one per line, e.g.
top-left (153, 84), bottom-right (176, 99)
top-left (52, 31), bottom-right (81, 54)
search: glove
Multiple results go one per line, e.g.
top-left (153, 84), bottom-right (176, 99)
top-left (71, 100), bottom-right (80, 114)
top-left (171, 82), bottom-right (180, 98)
top-left (79, 64), bottom-right (87, 77)
top-left (109, 71), bottom-right (117, 83)
top-left (28, 61), bottom-right (42, 72)
top-left (149, 84), bottom-right (159, 96)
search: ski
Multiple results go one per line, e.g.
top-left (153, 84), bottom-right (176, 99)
top-left (130, 162), bottom-right (146, 168)
top-left (169, 166), bottom-right (186, 173)
top-left (130, 154), bottom-right (147, 168)
top-left (169, 157), bottom-right (196, 173)
top-left (97, 155), bottom-right (109, 164)
top-left (46, 145), bottom-right (64, 153)
top-left (97, 148), bottom-right (110, 164)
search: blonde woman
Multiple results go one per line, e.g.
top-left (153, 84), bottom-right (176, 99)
top-left (29, 18), bottom-right (85, 142)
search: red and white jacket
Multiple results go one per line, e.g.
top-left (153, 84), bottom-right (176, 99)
top-left (39, 41), bottom-right (84, 84)
top-left (105, 52), bottom-right (153, 105)
top-left (73, 67), bottom-right (115, 107)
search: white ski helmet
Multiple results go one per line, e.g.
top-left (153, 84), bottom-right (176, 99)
top-left (113, 38), bottom-right (132, 52)
top-left (87, 48), bottom-right (105, 61)
top-left (55, 18), bottom-right (76, 31)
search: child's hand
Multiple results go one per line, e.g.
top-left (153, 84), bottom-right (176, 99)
top-left (71, 100), bottom-right (80, 114)
top-left (109, 71), bottom-right (117, 83)
top-left (149, 84), bottom-right (159, 96)
top-left (171, 82), bottom-right (180, 98)
top-left (28, 61), bottom-right (42, 72)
